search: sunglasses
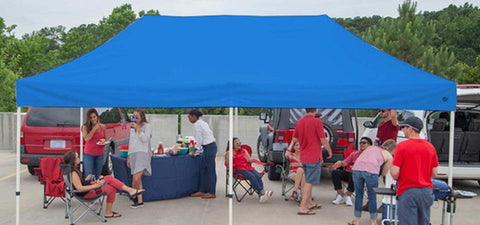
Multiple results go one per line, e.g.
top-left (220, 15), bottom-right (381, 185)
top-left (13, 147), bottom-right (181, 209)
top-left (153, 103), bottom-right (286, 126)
top-left (360, 141), bottom-right (368, 144)
top-left (131, 115), bottom-right (139, 120)
top-left (379, 110), bottom-right (387, 113)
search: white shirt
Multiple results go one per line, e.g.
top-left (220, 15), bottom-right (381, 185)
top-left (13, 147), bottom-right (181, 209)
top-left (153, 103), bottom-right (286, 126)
top-left (193, 119), bottom-right (215, 150)
top-left (128, 123), bottom-right (152, 154)
top-left (382, 170), bottom-right (397, 205)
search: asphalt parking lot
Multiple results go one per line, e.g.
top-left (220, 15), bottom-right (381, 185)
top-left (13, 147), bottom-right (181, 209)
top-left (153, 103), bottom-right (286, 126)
top-left (1, 150), bottom-right (479, 225)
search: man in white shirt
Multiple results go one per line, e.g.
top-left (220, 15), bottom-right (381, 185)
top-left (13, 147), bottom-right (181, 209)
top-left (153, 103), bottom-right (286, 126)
top-left (188, 110), bottom-right (218, 199)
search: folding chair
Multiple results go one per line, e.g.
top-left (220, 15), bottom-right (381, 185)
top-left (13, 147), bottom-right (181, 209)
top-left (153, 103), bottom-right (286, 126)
top-left (225, 144), bottom-right (269, 202)
top-left (276, 152), bottom-right (296, 201)
top-left (59, 162), bottom-right (107, 225)
top-left (35, 157), bottom-right (65, 209)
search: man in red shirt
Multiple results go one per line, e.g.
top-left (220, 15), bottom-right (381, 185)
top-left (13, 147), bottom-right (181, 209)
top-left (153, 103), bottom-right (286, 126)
top-left (289, 108), bottom-right (332, 215)
top-left (376, 109), bottom-right (399, 145)
top-left (391, 116), bottom-right (438, 225)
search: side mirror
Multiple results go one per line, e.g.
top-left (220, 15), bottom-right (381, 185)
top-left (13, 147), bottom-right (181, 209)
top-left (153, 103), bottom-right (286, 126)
top-left (363, 121), bottom-right (374, 128)
top-left (259, 112), bottom-right (267, 122)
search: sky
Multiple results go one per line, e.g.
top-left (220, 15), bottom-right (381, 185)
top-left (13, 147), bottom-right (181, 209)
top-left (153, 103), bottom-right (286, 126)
top-left (0, 0), bottom-right (477, 37)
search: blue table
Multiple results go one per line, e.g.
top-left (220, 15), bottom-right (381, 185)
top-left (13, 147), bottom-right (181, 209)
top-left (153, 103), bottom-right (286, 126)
top-left (111, 154), bottom-right (202, 201)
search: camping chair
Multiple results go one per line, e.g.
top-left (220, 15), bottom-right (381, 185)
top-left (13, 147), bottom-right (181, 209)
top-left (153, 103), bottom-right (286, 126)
top-left (225, 144), bottom-right (269, 202)
top-left (276, 152), bottom-right (296, 201)
top-left (34, 157), bottom-right (65, 209)
top-left (59, 162), bottom-right (107, 225)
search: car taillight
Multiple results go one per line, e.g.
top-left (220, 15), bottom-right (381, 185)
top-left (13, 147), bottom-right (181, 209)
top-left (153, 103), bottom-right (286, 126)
top-left (277, 131), bottom-right (285, 142)
top-left (347, 132), bottom-right (355, 143)
top-left (20, 130), bottom-right (24, 144)
top-left (21, 158), bottom-right (29, 162)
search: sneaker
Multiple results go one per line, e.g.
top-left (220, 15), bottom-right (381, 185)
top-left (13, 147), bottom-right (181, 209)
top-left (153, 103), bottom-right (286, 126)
top-left (345, 196), bottom-right (353, 206)
top-left (259, 191), bottom-right (273, 203)
top-left (332, 194), bottom-right (345, 205)
top-left (130, 202), bottom-right (144, 208)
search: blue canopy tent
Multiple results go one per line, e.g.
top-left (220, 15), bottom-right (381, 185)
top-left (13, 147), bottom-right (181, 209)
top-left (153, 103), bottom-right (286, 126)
top-left (15, 15), bottom-right (457, 225)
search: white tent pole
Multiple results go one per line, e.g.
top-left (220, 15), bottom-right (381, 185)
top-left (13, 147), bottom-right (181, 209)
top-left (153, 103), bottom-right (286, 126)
top-left (16, 107), bottom-right (21, 225)
top-left (447, 111), bottom-right (455, 225)
top-left (447, 111), bottom-right (454, 187)
top-left (234, 107), bottom-right (238, 136)
top-left (80, 107), bottom-right (84, 170)
top-left (228, 107), bottom-right (233, 225)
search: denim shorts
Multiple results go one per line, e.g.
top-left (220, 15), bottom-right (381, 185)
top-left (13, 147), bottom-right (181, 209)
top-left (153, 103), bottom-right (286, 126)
top-left (303, 160), bottom-right (322, 184)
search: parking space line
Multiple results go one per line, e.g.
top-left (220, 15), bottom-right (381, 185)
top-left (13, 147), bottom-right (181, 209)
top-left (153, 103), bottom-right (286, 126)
top-left (0, 169), bottom-right (27, 182)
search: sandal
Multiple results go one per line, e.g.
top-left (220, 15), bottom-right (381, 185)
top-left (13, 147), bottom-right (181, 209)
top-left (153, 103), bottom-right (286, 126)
top-left (347, 220), bottom-right (359, 225)
top-left (308, 204), bottom-right (322, 210)
top-left (289, 191), bottom-right (298, 201)
top-left (130, 189), bottom-right (146, 198)
top-left (297, 210), bottom-right (316, 215)
top-left (105, 211), bottom-right (122, 218)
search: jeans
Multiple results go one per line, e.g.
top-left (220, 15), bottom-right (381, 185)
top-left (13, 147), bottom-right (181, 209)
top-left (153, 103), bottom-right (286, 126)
top-left (234, 170), bottom-right (264, 196)
top-left (198, 142), bottom-right (217, 194)
top-left (352, 170), bottom-right (379, 219)
top-left (397, 187), bottom-right (434, 225)
top-left (331, 169), bottom-right (354, 192)
top-left (83, 153), bottom-right (104, 179)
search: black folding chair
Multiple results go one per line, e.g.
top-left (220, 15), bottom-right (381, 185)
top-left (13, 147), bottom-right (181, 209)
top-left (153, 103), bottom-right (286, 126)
top-left (59, 162), bottom-right (107, 225)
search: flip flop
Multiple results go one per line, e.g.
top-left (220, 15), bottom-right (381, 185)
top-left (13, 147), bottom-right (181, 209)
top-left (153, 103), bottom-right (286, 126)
top-left (105, 211), bottom-right (122, 218)
top-left (297, 210), bottom-right (316, 215)
top-left (308, 204), bottom-right (322, 210)
top-left (130, 189), bottom-right (146, 198)
top-left (347, 220), bottom-right (359, 225)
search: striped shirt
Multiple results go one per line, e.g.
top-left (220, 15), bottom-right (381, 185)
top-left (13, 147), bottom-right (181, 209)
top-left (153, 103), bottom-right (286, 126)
top-left (287, 149), bottom-right (302, 173)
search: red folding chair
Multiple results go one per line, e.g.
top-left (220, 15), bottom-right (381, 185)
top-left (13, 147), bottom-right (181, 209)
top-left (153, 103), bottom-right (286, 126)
top-left (35, 157), bottom-right (65, 208)
top-left (225, 144), bottom-right (270, 202)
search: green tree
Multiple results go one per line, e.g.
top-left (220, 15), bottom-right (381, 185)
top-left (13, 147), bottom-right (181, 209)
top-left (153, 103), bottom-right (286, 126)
top-left (139, 9), bottom-right (160, 17)
top-left (0, 17), bottom-right (20, 111)
top-left (424, 3), bottom-right (480, 67)
top-left (362, 0), bottom-right (461, 80)
top-left (99, 4), bottom-right (137, 43)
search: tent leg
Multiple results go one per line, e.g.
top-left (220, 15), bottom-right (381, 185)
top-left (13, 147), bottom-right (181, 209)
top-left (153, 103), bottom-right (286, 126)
top-left (16, 107), bottom-right (21, 225)
top-left (234, 107), bottom-right (238, 136)
top-left (447, 111), bottom-right (455, 225)
top-left (228, 107), bottom-right (233, 225)
top-left (80, 107), bottom-right (84, 170)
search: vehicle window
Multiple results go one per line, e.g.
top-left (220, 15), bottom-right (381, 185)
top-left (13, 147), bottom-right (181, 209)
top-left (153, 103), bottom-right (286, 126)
top-left (97, 108), bottom-right (121, 124)
top-left (289, 108), bottom-right (344, 128)
top-left (26, 107), bottom-right (81, 127)
top-left (120, 108), bottom-right (131, 122)
top-left (397, 110), bottom-right (415, 122)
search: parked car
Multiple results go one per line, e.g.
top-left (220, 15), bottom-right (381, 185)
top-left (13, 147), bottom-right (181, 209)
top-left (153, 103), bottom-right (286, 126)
top-left (362, 85), bottom-right (480, 184)
top-left (258, 108), bottom-right (356, 180)
top-left (20, 107), bottom-right (131, 175)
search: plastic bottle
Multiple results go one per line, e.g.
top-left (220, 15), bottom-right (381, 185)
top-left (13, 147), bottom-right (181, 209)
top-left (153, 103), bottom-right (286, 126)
top-left (157, 142), bottom-right (164, 155)
top-left (189, 140), bottom-right (195, 155)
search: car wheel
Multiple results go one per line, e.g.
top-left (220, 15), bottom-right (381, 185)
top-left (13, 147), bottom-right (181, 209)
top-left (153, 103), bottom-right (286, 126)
top-left (257, 135), bottom-right (268, 163)
top-left (268, 164), bottom-right (281, 180)
top-left (101, 147), bottom-right (114, 176)
top-left (27, 165), bottom-right (36, 175)
top-left (322, 119), bottom-right (338, 150)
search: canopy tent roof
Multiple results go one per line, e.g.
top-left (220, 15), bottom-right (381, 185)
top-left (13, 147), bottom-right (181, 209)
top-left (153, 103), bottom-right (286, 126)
top-left (16, 15), bottom-right (456, 110)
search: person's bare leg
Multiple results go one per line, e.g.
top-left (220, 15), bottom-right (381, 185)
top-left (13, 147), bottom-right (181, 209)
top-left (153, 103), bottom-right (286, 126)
top-left (336, 189), bottom-right (344, 196)
top-left (294, 168), bottom-right (304, 193)
top-left (298, 183), bottom-right (312, 213)
top-left (105, 203), bottom-right (113, 216)
top-left (132, 172), bottom-right (143, 203)
top-left (122, 185), bottom-right (144, 196)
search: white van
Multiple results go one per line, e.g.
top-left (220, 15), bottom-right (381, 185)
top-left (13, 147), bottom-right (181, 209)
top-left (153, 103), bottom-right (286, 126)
top-left (362, 85), bottom-right (480, 184)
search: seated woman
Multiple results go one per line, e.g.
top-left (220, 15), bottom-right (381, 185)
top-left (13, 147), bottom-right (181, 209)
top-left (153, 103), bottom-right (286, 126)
top-left (63, 150), bottom-right (146, 218)
top-left (224, 137), bottom-right (273, 203)
top-left (285, 142), bottom-right (305, 201)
